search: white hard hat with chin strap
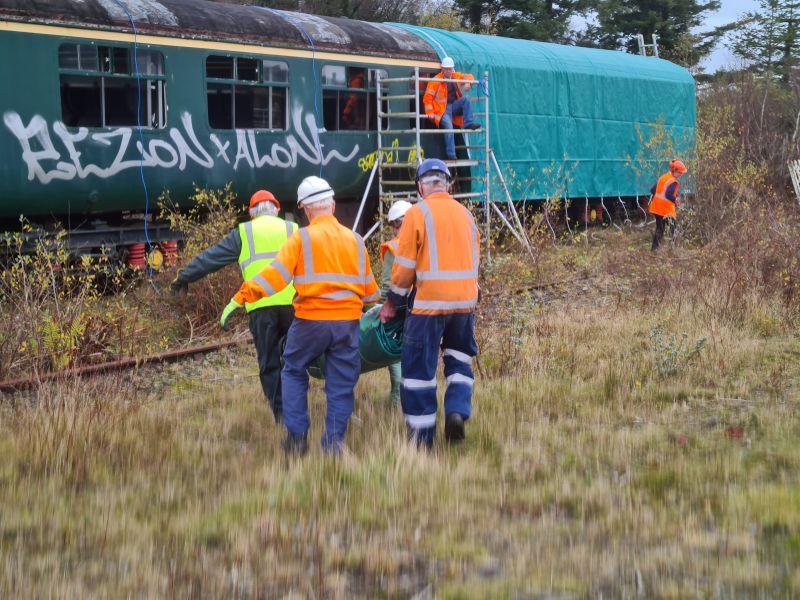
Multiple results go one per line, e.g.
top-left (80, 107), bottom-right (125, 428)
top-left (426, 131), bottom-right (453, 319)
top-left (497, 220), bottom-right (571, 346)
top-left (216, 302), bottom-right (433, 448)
top-left (297, 176), bottom-right (334, 207)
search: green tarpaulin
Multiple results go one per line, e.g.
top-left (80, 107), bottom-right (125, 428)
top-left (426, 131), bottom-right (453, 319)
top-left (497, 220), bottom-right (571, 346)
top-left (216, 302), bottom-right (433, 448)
top-left (391, 24), bottom-right (696, 200)
top-left (308, 305), bottom-right (403, 380)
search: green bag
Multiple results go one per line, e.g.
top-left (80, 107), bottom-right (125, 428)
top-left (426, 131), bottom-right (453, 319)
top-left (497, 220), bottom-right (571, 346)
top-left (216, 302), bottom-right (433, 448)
top-left (308, 304), bottom-right (405, 379)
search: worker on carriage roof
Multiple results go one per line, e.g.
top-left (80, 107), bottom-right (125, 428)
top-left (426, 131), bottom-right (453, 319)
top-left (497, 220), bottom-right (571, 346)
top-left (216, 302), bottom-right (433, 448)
top-left (423, 56), bottom-right (481, 162)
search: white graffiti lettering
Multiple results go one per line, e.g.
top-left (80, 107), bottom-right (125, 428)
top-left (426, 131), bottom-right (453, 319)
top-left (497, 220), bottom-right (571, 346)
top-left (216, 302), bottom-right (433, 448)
top-left (3, 106), bottom-right (360, 184)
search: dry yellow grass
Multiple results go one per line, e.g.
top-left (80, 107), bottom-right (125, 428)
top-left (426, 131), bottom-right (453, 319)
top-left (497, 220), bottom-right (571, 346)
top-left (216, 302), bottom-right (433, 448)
top-left (1, 228), bottom-right (799, 597)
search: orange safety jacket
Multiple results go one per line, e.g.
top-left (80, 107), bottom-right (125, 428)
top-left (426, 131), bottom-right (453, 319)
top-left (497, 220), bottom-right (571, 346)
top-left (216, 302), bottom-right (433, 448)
top-left (423, 72), bottom-right (476, 127)
top-left (388, 192), bottom-right (480, 315)
top-left (649, 172), bottom-right (679, 218)
top-left (380, 238), bottom-right (398, 262)
top-left (234, 215), bottom-right (380, 320)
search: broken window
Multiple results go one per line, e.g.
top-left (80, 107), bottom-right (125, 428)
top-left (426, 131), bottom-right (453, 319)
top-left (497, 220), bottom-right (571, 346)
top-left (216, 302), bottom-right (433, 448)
top-left (206, 55), bottom-right (289, 130)
top-left (322, 65), bottom-right (387, 131)
top-left (58, 43), bottom-right (167, 129)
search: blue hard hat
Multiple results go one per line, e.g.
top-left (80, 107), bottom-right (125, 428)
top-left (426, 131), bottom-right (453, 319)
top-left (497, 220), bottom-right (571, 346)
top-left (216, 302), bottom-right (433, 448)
top-left (416, 158), bottom-right (451, 182)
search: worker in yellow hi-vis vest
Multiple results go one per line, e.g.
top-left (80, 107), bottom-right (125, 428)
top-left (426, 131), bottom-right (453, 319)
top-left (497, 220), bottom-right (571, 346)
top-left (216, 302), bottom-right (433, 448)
top-left (172, 190), bottom-right (297, 422)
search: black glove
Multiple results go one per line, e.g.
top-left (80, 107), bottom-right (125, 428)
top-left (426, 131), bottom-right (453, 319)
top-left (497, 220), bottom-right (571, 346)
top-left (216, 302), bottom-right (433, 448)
top-left (170, 277), bottom-right (188, 295)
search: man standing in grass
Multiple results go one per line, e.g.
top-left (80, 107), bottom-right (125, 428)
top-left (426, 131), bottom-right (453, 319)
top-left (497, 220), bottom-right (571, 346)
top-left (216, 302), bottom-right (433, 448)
top-left (649, 159), bottom-right (688, 251)
top-left (172, 190), bottom-right (296, 424)
top-left (221, 177), bottom-right (380, 456)
top-left (379, 159), bottom-right (480, 447)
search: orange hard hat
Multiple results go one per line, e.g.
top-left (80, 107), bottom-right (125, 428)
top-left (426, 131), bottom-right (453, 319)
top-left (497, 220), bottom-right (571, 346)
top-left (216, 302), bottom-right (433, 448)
top-left (249, 190), bottom-right (280, 210)
top-left (669, 159), bottom-right (687, 174)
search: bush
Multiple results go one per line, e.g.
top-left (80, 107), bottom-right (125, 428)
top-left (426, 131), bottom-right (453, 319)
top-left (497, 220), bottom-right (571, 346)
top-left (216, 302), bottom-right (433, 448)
top-left (160, 184), bottom-right (247, 332)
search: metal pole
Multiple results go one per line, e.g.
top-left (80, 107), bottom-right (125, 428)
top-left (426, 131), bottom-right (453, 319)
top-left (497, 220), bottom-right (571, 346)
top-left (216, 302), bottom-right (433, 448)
top-left (376, 71), bottom-right (385, 235)
top-left (414, 66), bottom-right (422, 170)
top-left (490, 150), bottom-right (533, 256)
top-left (363, 219), bottom-right (382, 241)
top-left (483, 71), bottom-right (490, 261)
top-left (352, 161), bottom-right (378, 232)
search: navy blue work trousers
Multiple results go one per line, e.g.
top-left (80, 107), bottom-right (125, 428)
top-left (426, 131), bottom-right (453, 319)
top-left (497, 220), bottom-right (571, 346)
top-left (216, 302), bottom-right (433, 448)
top-left (281, 317), bottom-right (360, 453)
top-left (400, 312), bottom-right (478, 444)
top-left (248, 304), bottom-right (294, 421)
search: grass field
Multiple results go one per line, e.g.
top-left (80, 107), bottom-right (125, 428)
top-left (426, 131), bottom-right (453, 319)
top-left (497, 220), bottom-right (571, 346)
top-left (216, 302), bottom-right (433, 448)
top-left (1, 227), bottom-right (799, 598)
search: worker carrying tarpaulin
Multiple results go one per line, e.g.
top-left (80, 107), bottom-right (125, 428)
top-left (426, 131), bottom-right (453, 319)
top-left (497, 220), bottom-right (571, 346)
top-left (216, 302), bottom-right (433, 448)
top-left (222, 176), bottom-right (381, 456)
top-left (379, 158), bottom-right (480, 448)
top-left (423, 56), bottom-right (481, 161)
top-left (309, 200), bottom-right (411, 396)
top-left (379, 200), bottom-right (412, 403)
top-left (649, 158), bottom-right (688, 251)
top-left (172, 190), bottom-right (297, 424)
top-left (307, 302), bottom-right (404, 380)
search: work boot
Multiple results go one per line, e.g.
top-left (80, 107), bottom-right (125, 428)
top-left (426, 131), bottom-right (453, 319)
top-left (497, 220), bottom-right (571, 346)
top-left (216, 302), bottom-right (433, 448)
top-left (407, 425), bottom-right (434, 450)
top-left (444, 413), bottom-right (465, 443)
top-left (282, 432), bottom-right (308, 457)
top-left (463, 122), bottom-right (481, 130)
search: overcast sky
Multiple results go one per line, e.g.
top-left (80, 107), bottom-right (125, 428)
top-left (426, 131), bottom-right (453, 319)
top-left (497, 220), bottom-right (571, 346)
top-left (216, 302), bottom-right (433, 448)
top-left (700, 0), bottom-right (759, 72)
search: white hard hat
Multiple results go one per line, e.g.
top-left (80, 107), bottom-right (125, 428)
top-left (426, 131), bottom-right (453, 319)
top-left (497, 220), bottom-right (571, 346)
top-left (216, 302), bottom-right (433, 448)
top-left (387, 200), bottom-right (412, 223)
top-left (297, 176), bottom-right (334, 207)
top-left (440, 56), bottom-right (455, 69)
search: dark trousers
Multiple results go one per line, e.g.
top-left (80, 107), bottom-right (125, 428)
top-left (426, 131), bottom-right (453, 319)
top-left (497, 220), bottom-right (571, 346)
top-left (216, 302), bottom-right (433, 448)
top-left (281, 318), bottom-right (360, 454)
top-left (400, 312), bottom-right (478, 444)
top-left (651, 216), bottom-right (674, 251)
top-left (248, 304), bottom-right (295, 421)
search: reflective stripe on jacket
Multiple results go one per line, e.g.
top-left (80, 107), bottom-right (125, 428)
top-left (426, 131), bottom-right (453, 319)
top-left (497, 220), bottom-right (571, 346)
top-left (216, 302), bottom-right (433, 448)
top-left (238, 216), bottom-right (297, 312)
top-left (388, 192), bottom-right (479, 315)
top-left (234, 215), bottom-right (380, 320)
top-left (649, 172), bottom-right (679, 218)
top-left (423, 72), bottom-right (475, 126)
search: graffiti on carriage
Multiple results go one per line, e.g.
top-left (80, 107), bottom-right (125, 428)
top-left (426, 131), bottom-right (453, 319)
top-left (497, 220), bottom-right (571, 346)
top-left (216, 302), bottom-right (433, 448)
top-left (3, 106), bottom-right (361, 185)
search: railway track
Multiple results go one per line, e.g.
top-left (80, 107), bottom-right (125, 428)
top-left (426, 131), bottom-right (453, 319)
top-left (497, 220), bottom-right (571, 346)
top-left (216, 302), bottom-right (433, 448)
top-left (0, 334), bottom-right (252, 393)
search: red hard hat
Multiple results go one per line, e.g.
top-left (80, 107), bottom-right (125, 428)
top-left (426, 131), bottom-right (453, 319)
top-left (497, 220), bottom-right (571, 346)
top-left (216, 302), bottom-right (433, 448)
top-left (669, 159), bottom-right (687, 174)
top-left (249, 190), bottom-right (280, 210)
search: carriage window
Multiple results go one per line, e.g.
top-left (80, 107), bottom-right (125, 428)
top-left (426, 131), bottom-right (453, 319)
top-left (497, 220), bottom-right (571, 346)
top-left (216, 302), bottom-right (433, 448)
top-left (206, 55), bottom-right (289, 130)
top-left (322, 66), bottom-right (386, 131)
top-left (58, 43), bottom-right (167, 128)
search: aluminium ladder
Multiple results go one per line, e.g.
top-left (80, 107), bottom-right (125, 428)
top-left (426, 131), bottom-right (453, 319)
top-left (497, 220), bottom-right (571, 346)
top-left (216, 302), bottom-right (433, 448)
top-left (374, 68), bottom-right (491, 239)
top-left (353, 68), bottom-right (531, 258)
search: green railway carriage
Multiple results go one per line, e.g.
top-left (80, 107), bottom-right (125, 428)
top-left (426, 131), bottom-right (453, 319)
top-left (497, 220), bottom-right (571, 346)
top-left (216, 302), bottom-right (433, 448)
top-left (0, 0), bottom-right (440, 243)
top-left (0, 0), bottom-right (695, 257)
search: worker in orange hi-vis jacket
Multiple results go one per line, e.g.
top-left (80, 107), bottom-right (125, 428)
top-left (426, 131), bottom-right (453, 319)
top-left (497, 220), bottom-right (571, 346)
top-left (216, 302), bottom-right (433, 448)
top-left (221, 176), bottom-right (381, 456)
top-left (379, 158), bottom-right (480, 448)
top-left (649, 158), bottom-right (688, 251)
top-left (423, 56), bottom-right (480, 161)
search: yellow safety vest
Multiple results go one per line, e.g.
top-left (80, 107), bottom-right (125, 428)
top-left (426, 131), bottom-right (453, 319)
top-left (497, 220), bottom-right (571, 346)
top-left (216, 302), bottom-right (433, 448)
top-left (238, 216), bottom-right (297, 311)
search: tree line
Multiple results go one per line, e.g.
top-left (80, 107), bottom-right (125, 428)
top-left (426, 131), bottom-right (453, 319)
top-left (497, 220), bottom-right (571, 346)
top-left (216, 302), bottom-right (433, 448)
top-left (216, 0), bottom-right (800, 77)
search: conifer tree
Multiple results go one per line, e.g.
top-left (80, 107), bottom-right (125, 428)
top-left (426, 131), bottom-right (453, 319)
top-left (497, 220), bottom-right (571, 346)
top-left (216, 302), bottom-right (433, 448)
top-left (593, 0), bottom-right (720, 66)
top-left (729, 0), bottom-right (800, 81)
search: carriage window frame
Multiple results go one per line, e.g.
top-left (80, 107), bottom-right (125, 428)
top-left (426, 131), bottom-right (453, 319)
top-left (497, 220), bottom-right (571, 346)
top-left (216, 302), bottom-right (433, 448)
top-left (205, 55), bottom-right (289, 130)
top-left (58, 42), bottom-right (168, 129)
top-left (322, 65), bottom-right (387, 132)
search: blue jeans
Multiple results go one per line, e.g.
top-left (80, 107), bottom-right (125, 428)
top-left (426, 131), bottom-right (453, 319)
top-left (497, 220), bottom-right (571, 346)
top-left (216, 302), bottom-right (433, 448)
top-left (400, 312), bottom-right (478, 444)
top-left (439, 96), bottom-right (474, 159)
top-left (281, 318), bottom-right (360, 454)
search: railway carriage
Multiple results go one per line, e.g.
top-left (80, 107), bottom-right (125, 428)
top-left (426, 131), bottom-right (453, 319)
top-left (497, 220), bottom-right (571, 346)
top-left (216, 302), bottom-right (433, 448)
top-left (0, 0), bottom-right (695, 260)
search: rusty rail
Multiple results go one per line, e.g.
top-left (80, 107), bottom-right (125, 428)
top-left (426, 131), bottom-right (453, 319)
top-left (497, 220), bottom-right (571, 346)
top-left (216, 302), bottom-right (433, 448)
top-left (0, 334), bottom-right (253, 393)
